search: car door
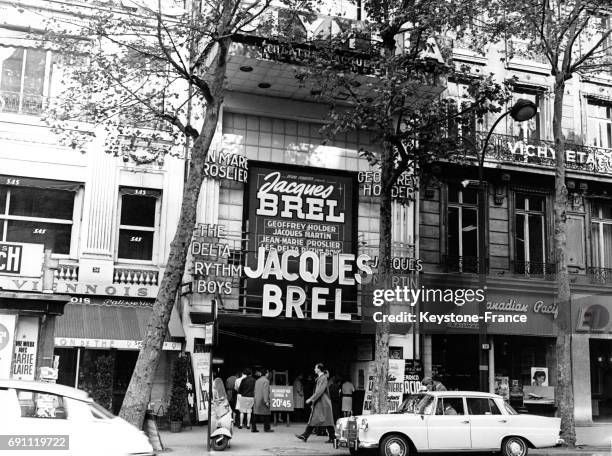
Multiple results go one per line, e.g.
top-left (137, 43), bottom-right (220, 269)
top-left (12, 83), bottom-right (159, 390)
top-left (467, 397), bottom-right (508, 450)
top-left (425, 396), bottom-right (471, 450)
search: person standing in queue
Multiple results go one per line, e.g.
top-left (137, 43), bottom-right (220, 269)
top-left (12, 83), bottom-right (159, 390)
top-left (292, 374), bottom-right (305, 421)
top-left (237, 368), bottom-right (255, 429)
top-left (295, 363), bottom-right (336, 443)
top-left (252, 368), bottom-right (273, 433)
top-left (341, 377), bottom-right (355, 417)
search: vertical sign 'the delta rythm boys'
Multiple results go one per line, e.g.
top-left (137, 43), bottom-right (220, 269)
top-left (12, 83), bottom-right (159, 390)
top-left (244, 163), bottom-right (367, 320)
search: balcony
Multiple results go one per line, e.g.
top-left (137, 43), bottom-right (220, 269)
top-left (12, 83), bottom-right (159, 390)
top-left (443, 255), bottom-right (487, 274)
top-left (457, 132), bottom-right (612, 178)
top-left (588, 267), bottom-right (612, 285)
top-left (511, 260), bottom-right (556, 280)
top-left (0, 91), bottom-right (46, 116)
top-left (55, 262), bottom-right (79, 282)
top-left (113, 267), bottom-right (159, 286)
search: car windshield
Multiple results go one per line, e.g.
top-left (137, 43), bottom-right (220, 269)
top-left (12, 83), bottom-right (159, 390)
top-left (503, 402), bottom-right (518, 415)
top-left (414, 394), bottom-right (435, 415)
top-left (89, 401), bottom-right (115, 420)
top-left (396, 394), bottom-right (425, 414)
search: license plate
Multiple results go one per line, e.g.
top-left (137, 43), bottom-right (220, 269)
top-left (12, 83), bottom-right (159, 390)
top-left (337, 441), bottom-right (349, 448)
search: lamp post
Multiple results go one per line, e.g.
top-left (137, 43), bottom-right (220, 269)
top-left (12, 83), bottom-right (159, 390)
top-left (476, 99), bottom-right (537, 392)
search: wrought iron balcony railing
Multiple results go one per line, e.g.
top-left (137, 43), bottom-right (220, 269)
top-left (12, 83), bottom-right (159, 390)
top-left (455, 132), bottom-right (612, 177)
top-left (512, 260), bottom-right (556, 279)
top-left (443, 255), bottom-right (488, 274)
top-left (0, 91), bottom-right (47, 115)
top-left (588, 267), bottom-right (612, 285)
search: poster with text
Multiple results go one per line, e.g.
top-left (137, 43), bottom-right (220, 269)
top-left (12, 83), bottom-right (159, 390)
top-left (362, 359), bottom-right (406, 414)
top-left (245, 163), bottom-right (357, 318)
top-left (191, 352), bottom-right (211, 422)
top-left (530, 367), bottom-right (549, 386)
top-left (0, 314), bottom-right (16, 379)
top-left (404, 360), bottom-right (424, 395)
top-left (12, 316), bottom-right (38, 380)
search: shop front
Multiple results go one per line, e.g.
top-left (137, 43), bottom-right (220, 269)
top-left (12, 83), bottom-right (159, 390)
top-left (420, 282), bottom-right (559, 415)
top-left (0, 241), bottom-right (70, 382)
top-left (53, 296), bottom-right (185, 414)
top-left (571, 292), bottom-right (612, 423)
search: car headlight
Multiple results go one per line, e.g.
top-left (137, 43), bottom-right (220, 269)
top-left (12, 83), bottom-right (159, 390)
top-left (360, 418), bottom-right (368, 431)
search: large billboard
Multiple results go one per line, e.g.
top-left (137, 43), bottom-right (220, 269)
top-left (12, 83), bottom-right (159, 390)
top-left (244, 162), bottom-right (361, 320)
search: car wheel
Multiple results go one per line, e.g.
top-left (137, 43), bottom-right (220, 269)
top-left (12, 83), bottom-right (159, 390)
top-left (502, 436), bottom-right (528, 456)
top-left (379, 434), bottom-right (410, 456)
top-left (212, 435), bottom-right (229, 451)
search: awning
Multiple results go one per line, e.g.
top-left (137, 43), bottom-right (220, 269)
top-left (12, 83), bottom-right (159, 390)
top-left (55, 302), bottom-right (184, 351)
top-left (0, 175), bottom-right (81, 192)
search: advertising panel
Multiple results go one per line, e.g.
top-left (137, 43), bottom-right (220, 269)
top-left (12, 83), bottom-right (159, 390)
top-left (0, 242), bottom-right (44, 277)
top-left (191, 352), bottom-right (211, 422)
top-left (12, 316), bottom-right (39, 380)
top-left (270, 386), bottom-right (294, 412)
top-left (245, 163), bottom-right (361, 320)
top-left (0, 314), bottom-right (17, 379)
top-left (362, 359), bottom-right (405, 414)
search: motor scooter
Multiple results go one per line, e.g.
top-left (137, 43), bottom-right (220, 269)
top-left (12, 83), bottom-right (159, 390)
top-left (210, 377), bottom-right (233, 451)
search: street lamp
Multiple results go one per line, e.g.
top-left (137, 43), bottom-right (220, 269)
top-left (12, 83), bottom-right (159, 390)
top-left (476, 98), bottom-right (537, 392)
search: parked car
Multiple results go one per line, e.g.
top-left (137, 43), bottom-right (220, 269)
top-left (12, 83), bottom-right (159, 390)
top-left (0, 379), bottom-right (154, 456)
top-left (335, 391), bottom-right (563, 456)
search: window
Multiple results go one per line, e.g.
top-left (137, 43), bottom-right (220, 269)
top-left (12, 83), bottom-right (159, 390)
top-left (88, 401), bottom-right (115, 420)
top-left (587, 100), bottom-right (612, 149)
top-left (435, 397), bottom-right (465, 415)
top-left (447, 183), bottom-right (479, 272)
top-left (509, 90), bottom-right (542, 142)
top-left (117, 188), bottom-right (161, 261)
top-left (466, 397), bottom-right (501, 415)
top-left (16, 390), bottom-right (67, 419)
top-left (515, 193), bottom-right (546, 274)
top-left (0, 47), bottom-right (53, 115)
top-left (447, 99), bottom-right (477, 147)
top-left (0, 184), bottom-right (76, 255)
top-left (504, 402), bottom-right (518, 415)
top-left (591, 201), bottom-right (612, 269)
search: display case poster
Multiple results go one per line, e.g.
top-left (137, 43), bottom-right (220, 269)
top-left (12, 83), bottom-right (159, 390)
top-left (363, 360), bottom-right (405, 414)
top-left (530, 367), bottom-right (549, 386)
top-left (270, 385), bottom-right (294, 411)
top-left (12, 316), bottom-right (38, 381)
top-left (404, 360), bottom-right (424, 395)
top-left (0, 314), bottom-right (16, 379)
top-left (494, 375), bottom-right (510, 400)
top-left (245, 163), bottom-right (357, 317)
top-left (191, 352), bottom-right (211, 422)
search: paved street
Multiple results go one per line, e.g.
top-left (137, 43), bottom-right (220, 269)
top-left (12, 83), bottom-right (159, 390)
top-left (158, 423), bottom-right (612, 456)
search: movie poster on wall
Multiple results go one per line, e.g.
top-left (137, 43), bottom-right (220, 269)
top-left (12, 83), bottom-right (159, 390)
top-left (0, 314), bottom-right (16, 380)
top-left (12, 316), bottom-right (38, 380)
top-left (245, 163), bottom-right (358, 319)
top-left (191, 352), bottom-right (211, 422)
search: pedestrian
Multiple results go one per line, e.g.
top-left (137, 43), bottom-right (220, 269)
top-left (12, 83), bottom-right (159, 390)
top-left (237, 368), bottom-right (255, 429)
top-left (226, 371), bottom-right (238, 414)
top-left (341, 377), bottom-right (355, 417)
top-left (329, 375), bottom-right (342, 423)
top-left (293, 374), bottom-right (305, 421)
top-left (234, 370), bottom-right (246, 426)
top-left (252, 368), bottom-right (273, 433)
top-left (295, 363), bottom-right (336, 443)
top-left (421, 376), bottom-right (447, 391)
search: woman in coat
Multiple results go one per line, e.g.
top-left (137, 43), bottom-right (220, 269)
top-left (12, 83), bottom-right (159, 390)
top-left (295, 363), bottom-right (336, 443)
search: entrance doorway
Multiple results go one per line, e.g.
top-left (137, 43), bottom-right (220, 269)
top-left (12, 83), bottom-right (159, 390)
top-left (590, 339), bottom-right (612, 421)
top-left (432, 335), bottom-right (479, 391)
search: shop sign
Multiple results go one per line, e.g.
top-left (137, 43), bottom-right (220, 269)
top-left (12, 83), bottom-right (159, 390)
top-left (39, 366), bottom-right (58, 383)
top-left (0, 315), bottom-right (16, 379)
top-left (12, 316), bottom-right (39, 381)
top-left (191, 352), bottom-right (211, 422)
top-left (0, 242), bottom-right (44, 277)
top-left (204, 149), bottom-right (248, 183)
top-left (358, 171), bottom-right (417, 204)
top-left (191, 224), bottom-right (237, 296)
top-left (492, 139), bottom-right (612, 176)
top-left (69, 296), bottom-right (155, 307)
top-left (245, 163), bottom-right (367, 320)
top-left (404, 360), bottom-right (423, 395)
top-left (0, 278), bottom-right (156, 297)
top-left (54, 337), bottom-right (181, 351)
top-left (574, 299), bottom-right (612, 333)
top-left (270, 385), bottom-right (294, 412)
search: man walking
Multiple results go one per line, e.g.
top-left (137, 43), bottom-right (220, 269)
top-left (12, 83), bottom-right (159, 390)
top-left (252, 368), bottom-right (273, 433)
top-left (295, 363), bottom-right (336, 443)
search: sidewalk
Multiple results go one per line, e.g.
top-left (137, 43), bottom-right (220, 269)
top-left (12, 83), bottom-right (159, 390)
top-left (157, 423), bottom-right (612, 456)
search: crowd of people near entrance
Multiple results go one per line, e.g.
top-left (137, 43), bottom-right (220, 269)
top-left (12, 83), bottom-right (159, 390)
top-left (223, 363), bottom-right (356, 443)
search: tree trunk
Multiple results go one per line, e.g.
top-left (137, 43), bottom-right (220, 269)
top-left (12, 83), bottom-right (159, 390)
top-left (552, 75), bottom-right (576, 446)
top-left (372, 142), bottom-right (394, 414)
top-left (119, 47), bottom-right (228, 429)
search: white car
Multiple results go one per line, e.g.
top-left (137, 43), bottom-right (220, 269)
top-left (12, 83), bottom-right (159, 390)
top-left (0, 380), bottom-right (154, 456)
top-left (335, 391), bottom-right (563, 456)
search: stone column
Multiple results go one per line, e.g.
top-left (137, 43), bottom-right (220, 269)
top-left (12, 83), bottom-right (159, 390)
top-left (572, 334), bottom-right (593, 424)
